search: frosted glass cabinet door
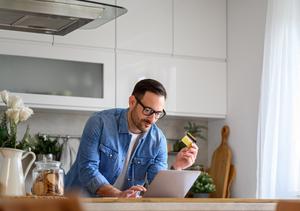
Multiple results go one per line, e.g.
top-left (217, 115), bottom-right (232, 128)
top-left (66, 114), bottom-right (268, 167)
top-left (116, 53), bottom-right (226, 118)
top-left (0, 50), bottom-right (115, 111)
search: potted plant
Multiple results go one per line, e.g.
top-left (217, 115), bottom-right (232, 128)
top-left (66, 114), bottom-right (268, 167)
top-left (33, 134), bottom-right (63, 161)
top-left (173, 121), bottom-right (207, 152)
top-left (191, 171), bottom-right (216, 198)
top-left (184, 121), bottom-right (207, 140)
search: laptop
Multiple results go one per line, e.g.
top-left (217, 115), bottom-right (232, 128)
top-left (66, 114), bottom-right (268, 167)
top-left (143, 170), bottom-right (200, 198)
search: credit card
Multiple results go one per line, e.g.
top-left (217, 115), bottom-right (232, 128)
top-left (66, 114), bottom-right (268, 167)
top-left (181, 132), bottom-right (196, 148)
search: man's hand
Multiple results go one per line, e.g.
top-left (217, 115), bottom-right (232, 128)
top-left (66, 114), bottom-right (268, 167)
top-left (96, 184), bottom-right (146, 198)
top-left (171, 143), bottom-right (198, 170)
top-left (117, 185), bottom-right (147, 198)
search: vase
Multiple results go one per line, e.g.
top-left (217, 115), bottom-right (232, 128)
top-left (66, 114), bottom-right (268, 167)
top-left (0, 147), bottom-right (36, 196)
top-left (193, 193), bottom-right (210, 198)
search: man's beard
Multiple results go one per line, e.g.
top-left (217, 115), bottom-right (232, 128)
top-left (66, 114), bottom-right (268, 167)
top-left (131, 109), bottom-right (152, 133)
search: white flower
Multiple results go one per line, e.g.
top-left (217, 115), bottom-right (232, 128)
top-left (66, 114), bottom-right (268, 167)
top-left (0, 90), bottom-right (9, 105)
top-left (7, 95), bottom-right (24, 109)
top-left (6, 108), bottom-right (21, 124)
top-left (19, 107), bottom-right (34, 122)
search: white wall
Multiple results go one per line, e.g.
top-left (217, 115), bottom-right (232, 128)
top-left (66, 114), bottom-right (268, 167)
top-left (1, 0), bottom-right (269, 197)
top-left (208, 0), bottom-right (268, 197)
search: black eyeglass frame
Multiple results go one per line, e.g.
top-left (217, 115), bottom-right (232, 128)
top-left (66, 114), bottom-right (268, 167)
top-left (134, 96), bottom-right (166, 119)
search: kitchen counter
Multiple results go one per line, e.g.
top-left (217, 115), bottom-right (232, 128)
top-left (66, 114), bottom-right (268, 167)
top-left (0, 196), bottom-right (286, 211)
top-left (80, 198), bottom-right (279, 211)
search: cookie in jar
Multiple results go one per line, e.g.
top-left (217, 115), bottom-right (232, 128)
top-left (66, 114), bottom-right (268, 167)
top-left (32, 159), bottom-right (64, 196)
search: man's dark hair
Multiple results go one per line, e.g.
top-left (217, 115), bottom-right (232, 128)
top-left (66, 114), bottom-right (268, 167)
top-left (132, 79), bottom-right (167, 99)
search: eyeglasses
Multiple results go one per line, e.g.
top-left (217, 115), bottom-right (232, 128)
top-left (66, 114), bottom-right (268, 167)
top-left (134, 96), bottom-right (166, 119)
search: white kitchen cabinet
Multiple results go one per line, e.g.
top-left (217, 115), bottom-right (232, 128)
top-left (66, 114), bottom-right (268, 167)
top-left (53, 21), bottom-right (115, 49)
top-left (0, 44), bottom-right (115, 111)
top-left (116, 52), bottom-right (177, 112)
top-left (0, 30), bottom-right (53, 45)
top-left (116, 52), bottom-right (226, 118)
top-left (0, 0), bottom-right (120, 50)
top-left (173, 0), bottom-right (226, 59)
top-left (53, 0), bottom-right (116, 49)
top-left (116, 0), bottom-right (172, 54)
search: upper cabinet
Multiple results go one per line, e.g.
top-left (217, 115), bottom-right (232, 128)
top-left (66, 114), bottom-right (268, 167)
top-left (173, 0), bottom-right (226, 59)
top-left (0, 45), bottom-right (115, 111)
top-left (0, 0), bottom-right (227, 117)
top-left (53, 0), bottom-right (116, 49)
top-left (0, 29), bottom-right (52, 44)
top-left (116, 52), bottom-right (226, 118)
top-left (53, 21), bottom-right (115, 49)
top-left (116, 0), bottom-right (173, 54)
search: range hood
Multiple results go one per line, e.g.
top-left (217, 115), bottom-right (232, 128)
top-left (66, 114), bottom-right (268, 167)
top-left (0, 0), bottom-right (127, 36)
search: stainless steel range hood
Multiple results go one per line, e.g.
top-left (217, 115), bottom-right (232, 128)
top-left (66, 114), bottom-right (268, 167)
top-left (0, 0), bottom-right (127, 36)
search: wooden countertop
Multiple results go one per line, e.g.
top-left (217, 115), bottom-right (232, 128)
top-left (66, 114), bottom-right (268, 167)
top-left (3, 196), bottom-right (297, 211)
top-left (80, 198), bottom-right (284, 211)
top-left (1, 196), bottom-right (295, 203)
top-left (79, 197), bottom-right (280, 203)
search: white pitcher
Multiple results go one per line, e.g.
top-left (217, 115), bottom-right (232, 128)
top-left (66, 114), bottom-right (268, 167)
top-left (0, 147), bottom-right (36, 196)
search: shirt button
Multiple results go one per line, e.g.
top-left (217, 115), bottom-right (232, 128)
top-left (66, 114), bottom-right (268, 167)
top-left (137, 161), bottom-right (141, 164)
top-left (109, 154), bottom-right (112, 158)
top-left (127, 178), bottom-right (131, 181)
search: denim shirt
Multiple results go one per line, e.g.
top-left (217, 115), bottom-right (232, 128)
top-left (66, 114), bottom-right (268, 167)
top-left (65, 108), bottom-right (168, 196)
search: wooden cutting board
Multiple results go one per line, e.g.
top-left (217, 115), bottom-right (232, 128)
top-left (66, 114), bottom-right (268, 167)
top-left (209, 125), bottom-right (232, 198)
top-left (225, 164), bottom-right (236, 198)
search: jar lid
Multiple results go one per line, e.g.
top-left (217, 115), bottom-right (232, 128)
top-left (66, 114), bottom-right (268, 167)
top-left (35, 160), bottom-right (62, 169)
top-left (37, 153), bottom-right (54, 162)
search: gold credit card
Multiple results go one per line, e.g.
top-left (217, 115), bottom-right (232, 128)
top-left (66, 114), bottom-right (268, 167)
top-left (181, 132), bottom-right (196, 148)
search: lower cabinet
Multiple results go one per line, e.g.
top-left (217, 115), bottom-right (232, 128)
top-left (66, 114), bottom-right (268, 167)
top-left (116, 52), bottom-right (226, 118)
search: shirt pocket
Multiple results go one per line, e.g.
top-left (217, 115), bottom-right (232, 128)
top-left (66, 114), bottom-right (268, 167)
top-left (99, 144), bottom-right (118, 174)
top-left (132, 157), bottom-right (154, 184)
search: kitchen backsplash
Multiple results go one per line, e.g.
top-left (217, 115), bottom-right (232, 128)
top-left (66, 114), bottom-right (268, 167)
top-left (16, 110), bottom-right (207, 192)
top-left (17, 110), bottom-right (208, 166)
top-left (18, 110), bottom-right (207, 165)
top-left (157, 116), bottom-right (208, 167)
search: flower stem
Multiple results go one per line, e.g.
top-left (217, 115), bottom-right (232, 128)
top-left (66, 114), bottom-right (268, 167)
top-left (9, 121), bottom-right (17, 148)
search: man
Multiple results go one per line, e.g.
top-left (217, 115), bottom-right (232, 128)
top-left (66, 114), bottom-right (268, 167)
top-left (65, 79), bottom-right (198, 197)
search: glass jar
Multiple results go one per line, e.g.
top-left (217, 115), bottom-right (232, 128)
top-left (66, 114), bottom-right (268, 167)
top-left (32, 159), bottom-right (64, 196)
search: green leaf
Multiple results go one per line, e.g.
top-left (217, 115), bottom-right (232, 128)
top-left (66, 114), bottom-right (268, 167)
top-left (183, 121), bottom-right (208, 141)
top-left (33, 135), bottom-right (63, 159)
top-left (190, 171), bottom-right (216, 193)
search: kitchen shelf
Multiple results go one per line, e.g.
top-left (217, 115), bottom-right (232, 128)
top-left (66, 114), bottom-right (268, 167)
top-left (168, 151), bottom-right (179, 155)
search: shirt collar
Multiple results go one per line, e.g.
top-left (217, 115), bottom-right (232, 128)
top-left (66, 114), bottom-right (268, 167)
top-left (119, 109), bottom-right (130, 134)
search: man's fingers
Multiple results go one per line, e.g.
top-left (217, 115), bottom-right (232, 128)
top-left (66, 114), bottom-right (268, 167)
top-left (119, 189), bottom-right (134, 197)
top-left (129, 185), bottom-right (147, 192)
top-left (191, 143), bottom-right (199, 150)
top-left (182, 152), bottom-right (196, 162)
top-left (183, 151), bottom-right (196, 157)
